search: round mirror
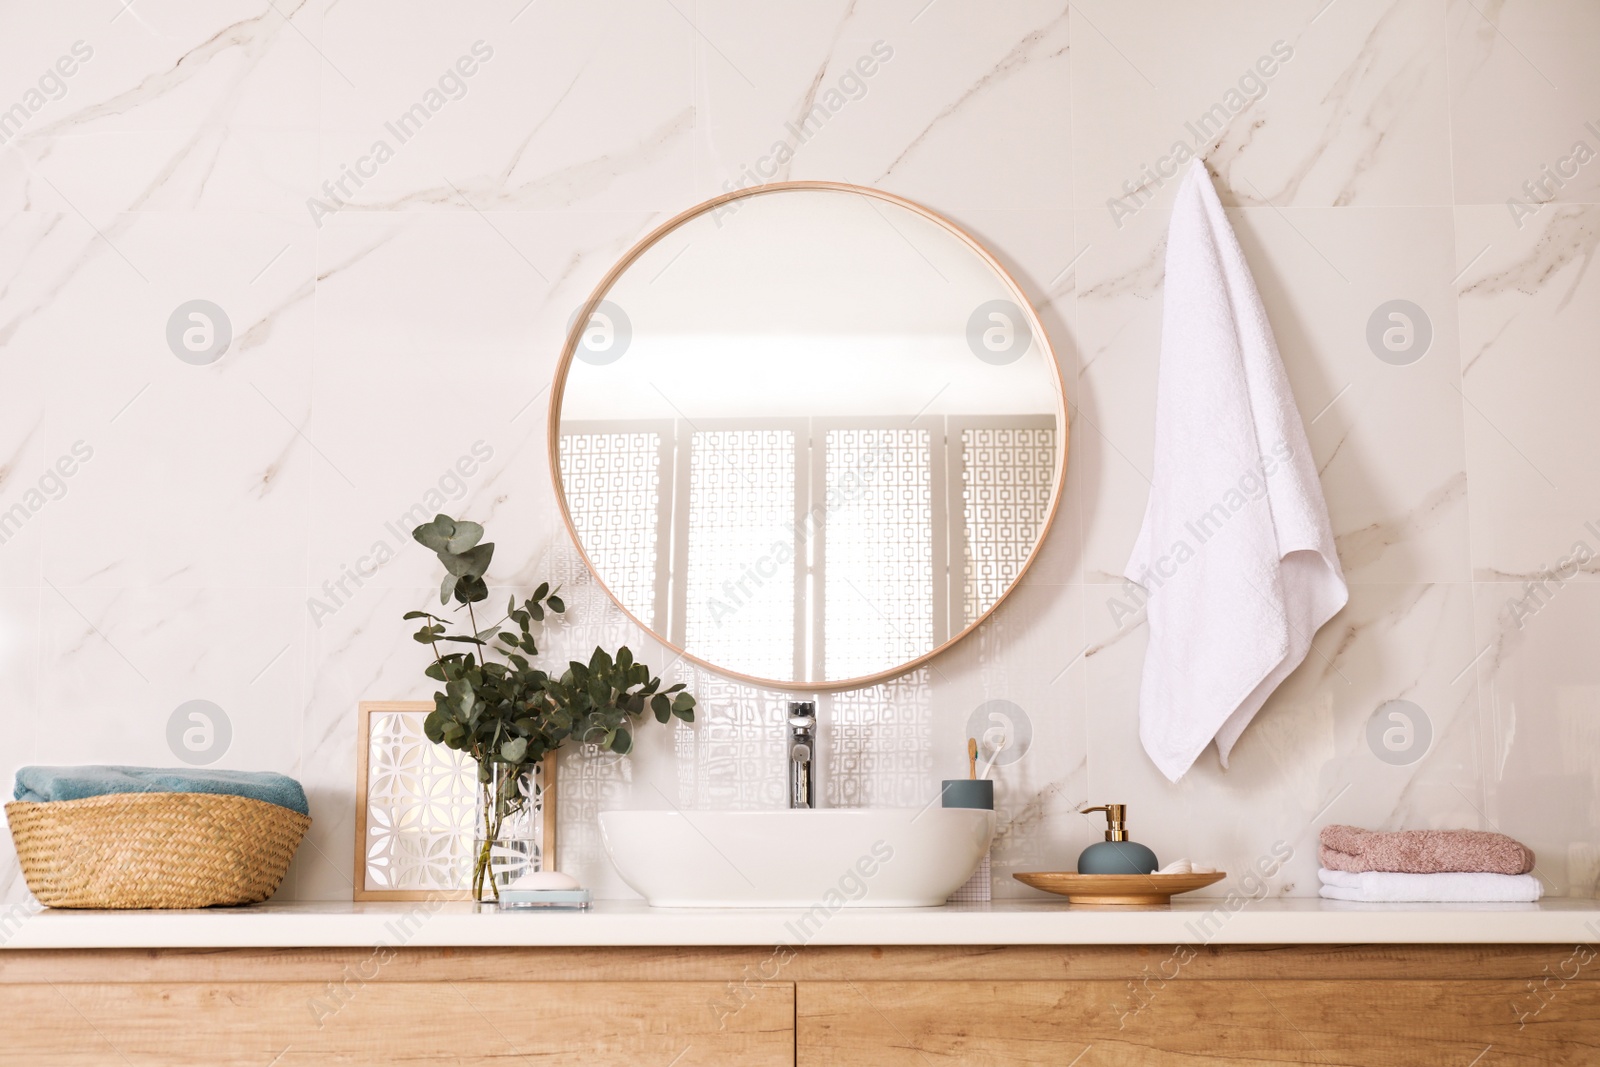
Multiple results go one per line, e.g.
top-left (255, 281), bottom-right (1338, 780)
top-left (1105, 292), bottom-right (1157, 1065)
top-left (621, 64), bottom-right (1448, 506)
top-left (550, 182), bottom-right (1067, 690)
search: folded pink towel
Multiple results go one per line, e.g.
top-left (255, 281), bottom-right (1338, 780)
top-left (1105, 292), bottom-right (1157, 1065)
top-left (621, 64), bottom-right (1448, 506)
top-left (1319, 824), bottom-right (1534, 875)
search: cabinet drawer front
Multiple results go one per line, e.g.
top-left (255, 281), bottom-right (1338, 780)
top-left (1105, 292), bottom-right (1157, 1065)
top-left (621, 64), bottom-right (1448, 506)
top-left (798, 979), bottom-right (1600, 1065)
top-left (6, 980), bottom-right (793, 1067)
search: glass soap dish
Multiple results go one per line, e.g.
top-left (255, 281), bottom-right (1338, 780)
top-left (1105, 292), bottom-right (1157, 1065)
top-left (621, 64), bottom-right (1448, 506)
top-left (496, 889), bottom-right (592, 910)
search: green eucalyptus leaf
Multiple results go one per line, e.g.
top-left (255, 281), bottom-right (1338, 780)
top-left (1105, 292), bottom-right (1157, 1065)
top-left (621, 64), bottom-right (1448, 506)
top-left (440, 572), bottom-right (454, 605)
top-left (447, 677), bottom-right (475, 716)
top-left (413, 514), bottom-right (457, 552)
top-left (501, 736), bottom-right (528, 763)
top-left (446, 520), bottom-right (484, 554)
top-left (439, 543), bottom-right (494, 578)
top-left (547, 595), bottom-right (565, 613)
top-left (454, 575), bottom-right (488, 604)
top-left (533, 582), bottom-right (549, 600)
top-left (610, 729), bottom-right (632, 755)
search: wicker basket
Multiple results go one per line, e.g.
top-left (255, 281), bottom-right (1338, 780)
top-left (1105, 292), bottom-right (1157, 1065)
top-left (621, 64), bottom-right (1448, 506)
top-left (5, 792), bottom-right (311, 909)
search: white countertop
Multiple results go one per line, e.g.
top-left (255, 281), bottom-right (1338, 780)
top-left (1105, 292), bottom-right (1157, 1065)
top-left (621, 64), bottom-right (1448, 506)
top-left (5, 897), bottom-right (1600, 949)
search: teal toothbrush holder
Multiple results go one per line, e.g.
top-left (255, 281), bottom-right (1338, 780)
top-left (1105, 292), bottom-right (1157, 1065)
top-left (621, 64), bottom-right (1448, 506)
top-left (940, 779), bottom-right (994, 810)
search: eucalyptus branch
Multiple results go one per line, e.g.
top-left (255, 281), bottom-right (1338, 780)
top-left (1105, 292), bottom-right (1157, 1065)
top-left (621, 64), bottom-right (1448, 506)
top-left (405, 513), bottom-right (696, 896)
top-left (406, 513), bottom-right (691, 773)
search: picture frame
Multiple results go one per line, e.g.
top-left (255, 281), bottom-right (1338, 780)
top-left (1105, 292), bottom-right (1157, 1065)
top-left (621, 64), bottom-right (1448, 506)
top-left (353, 700), bottom-right (558, 901)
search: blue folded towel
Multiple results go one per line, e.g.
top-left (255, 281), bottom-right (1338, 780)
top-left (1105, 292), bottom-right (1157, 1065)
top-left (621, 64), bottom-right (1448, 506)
top-left (13, 766), bottom-right (309, 817)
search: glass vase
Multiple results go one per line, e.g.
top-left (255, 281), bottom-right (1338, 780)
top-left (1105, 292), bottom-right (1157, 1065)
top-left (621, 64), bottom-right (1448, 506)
top-left (471, 761), bottom-right (541, 903)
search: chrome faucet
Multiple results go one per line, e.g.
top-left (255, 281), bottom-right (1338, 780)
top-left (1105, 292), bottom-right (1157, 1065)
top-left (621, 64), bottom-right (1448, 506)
top-left (787, 701), bottom-right (816, 809)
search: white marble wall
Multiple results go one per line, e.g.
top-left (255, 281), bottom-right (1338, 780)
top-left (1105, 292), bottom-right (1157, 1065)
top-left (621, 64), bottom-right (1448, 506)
top-left (0, 0), bottom-right (1595, 902)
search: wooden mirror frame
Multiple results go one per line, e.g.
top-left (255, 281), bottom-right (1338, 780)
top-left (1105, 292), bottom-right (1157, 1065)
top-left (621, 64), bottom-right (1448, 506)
top-left (547, 180), bottom-right (1070, 692)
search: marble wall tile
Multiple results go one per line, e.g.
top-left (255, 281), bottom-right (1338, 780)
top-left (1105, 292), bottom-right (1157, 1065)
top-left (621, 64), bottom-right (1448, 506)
top-left (30, 583), bottom-right (304, 768)
top-left (0, 351), bottom-right (57, 588)
top-left (1456, 204), bottom-right (1600, 582)
top-left (1447, 0), bottom-right (1600, 208)
top-left (319, 0), bottom-right (696, 215)
top-left (0, 210), bottom-right (315, 361)
top-left (1071, 0), bottom-right (1452, 216)
top-left (0, 1), bottom-right (1594, 905)
top-left (1474, 582), bottom-right (1600, 896)
top-left (0, 585), bottom-right (41, 904)
top-left (692, 0), bottom-right (1071, 210)
top-left (1456, 201), bottom-right (1600, 899)
top-left (0, 1), bottom-right (320, 217)
top-left (1069, 202), bottom-right (1167, 586)
top-left (310, 209), bottom-right (649, 362)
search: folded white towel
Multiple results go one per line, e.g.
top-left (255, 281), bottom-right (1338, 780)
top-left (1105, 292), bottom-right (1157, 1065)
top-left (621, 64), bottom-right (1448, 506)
top-left (1318, 867), bottom-right (1543, 903)
top-left (1125, 159), bottom-right (1348, 782)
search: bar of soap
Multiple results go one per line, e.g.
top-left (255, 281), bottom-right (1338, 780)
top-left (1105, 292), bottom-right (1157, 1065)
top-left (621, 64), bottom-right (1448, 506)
top-left (1156, 859), bottom-right (1219, 875)
top-left (507, 870), bottom-right (582, 891)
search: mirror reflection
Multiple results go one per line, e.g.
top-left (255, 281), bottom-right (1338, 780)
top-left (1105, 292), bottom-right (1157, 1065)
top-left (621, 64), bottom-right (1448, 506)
top-left (555, 186), bottom-right (1065, 687)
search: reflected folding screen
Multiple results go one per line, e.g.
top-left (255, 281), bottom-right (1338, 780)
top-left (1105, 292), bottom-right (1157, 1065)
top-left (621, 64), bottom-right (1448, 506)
top-left (561, 417), bottom-right (1054, 682)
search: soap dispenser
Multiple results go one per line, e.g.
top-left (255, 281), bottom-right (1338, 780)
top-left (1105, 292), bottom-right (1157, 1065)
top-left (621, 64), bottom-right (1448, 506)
top-left (1077, 804), bottom-right (1159, 875)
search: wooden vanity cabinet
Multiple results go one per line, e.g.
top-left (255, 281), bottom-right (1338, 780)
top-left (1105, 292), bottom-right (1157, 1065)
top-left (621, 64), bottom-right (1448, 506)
top-left (3, 944), bottom-right (1596, 1066)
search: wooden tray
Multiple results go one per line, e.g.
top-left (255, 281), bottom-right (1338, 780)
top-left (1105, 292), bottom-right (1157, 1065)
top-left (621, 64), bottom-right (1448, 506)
top-left (1013, 871), bottom-right (1226, 905)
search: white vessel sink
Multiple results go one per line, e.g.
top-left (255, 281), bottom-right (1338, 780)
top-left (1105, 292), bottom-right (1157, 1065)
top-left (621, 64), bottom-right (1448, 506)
top-left (598, 807), bottom-right (995, 908)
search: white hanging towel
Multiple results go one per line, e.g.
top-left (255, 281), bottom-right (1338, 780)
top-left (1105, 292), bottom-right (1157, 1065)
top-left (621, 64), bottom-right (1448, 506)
top-left (1125, 159), bottom-right (1348, 782)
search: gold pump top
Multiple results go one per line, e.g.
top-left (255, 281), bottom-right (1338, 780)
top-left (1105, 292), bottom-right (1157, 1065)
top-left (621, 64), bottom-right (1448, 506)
top-left (1080, 803), bottom-right (1129, 842)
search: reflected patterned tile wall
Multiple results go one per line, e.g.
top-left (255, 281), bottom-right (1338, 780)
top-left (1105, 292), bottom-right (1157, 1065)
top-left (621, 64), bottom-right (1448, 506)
top-left (825, 670), bottom-right (936, 809)
top-left (679, 668), bottom-right (787, 811)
